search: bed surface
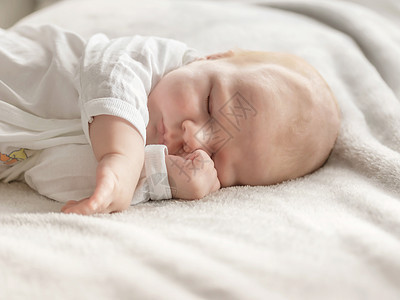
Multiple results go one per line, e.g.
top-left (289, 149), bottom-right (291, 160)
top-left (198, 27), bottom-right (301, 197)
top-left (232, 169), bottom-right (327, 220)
top-left (1, 0), bottom-right (400, 299)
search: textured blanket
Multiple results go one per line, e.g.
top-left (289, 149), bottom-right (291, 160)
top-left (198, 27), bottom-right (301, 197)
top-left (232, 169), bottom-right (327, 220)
top-left (1, 0), bottom-right (399, 299)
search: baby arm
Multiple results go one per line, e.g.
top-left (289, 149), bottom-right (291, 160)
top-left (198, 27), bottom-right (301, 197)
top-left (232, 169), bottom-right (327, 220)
top-left (165, 149), bottom-right (220, 200)
top-left (61, 115), bottom-right (144, 214)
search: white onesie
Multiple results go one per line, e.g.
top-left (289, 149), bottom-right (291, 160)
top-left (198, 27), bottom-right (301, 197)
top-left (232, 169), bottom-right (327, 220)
top-left (0, 24), bottom-right (199, 204)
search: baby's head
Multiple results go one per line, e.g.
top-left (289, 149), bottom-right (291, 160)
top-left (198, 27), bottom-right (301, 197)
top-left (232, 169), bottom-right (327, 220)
top-left (146, 49), bottom-right (340, 187)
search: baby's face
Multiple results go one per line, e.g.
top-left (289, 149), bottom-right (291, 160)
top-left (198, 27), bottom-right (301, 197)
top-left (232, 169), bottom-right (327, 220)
top-left (146, 52), bottom-right (339, 187)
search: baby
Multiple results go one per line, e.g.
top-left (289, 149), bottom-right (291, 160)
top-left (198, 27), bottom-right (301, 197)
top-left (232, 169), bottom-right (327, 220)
top-left (0, 25), bottom-right (340, 215)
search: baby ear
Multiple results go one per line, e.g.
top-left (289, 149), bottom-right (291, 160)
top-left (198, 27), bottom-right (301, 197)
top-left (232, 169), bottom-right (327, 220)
top-left (206, 50), bottom-right (235, 60)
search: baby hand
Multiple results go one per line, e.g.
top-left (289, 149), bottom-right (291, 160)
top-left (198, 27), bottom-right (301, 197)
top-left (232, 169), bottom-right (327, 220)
top-left (61, 153), bottom-right (137, 215)
top-left (166, 149), bottom-right (221, 200)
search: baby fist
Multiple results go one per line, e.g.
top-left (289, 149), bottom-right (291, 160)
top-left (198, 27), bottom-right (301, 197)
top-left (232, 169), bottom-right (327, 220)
top-left (166, 149), bottom-right (220, 200)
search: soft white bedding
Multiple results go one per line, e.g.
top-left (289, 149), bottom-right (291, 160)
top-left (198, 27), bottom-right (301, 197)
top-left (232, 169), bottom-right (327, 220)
top-left (1, 0), bottom-right (400, 299)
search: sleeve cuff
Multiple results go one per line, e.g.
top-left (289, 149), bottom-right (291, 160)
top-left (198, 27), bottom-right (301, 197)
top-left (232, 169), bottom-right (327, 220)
top-left (144, 144), bottom-right (172, 200)
top-left (80, 97), bottom-right (147, 145)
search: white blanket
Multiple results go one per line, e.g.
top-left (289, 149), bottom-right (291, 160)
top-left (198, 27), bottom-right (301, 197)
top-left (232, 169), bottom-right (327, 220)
top-left (1, 0), bottom-right (399, 299)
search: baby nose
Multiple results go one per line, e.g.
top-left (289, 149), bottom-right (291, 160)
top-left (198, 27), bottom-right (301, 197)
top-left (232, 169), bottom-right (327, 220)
top-left (182, 120), bottom-right (212, 155)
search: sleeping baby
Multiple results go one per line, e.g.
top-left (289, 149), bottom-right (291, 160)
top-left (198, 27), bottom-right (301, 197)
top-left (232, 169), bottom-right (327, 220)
top-left (0, 25), bottom-right (340, 215)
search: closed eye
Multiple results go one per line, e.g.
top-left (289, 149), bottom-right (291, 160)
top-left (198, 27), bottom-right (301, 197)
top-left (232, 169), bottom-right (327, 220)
top-left (206, 95), bottom-right (211, 114)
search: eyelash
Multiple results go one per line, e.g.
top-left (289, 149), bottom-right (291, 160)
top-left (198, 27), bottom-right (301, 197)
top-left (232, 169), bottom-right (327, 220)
top-left (206, 95), bottom-right (211, 114)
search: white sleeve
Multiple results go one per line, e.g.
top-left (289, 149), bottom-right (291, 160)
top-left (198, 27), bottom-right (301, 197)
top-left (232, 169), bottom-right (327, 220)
top-left (131, 144), bottom-right (172, 205)
top-left (78, 34), bottom-right (200, 144)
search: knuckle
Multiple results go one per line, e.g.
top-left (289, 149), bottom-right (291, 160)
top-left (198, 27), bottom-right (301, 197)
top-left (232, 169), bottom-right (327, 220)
top-left (194, 149), bottom-right (208, 159)
top-left (87, 200), bottom-right (99, 211)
